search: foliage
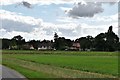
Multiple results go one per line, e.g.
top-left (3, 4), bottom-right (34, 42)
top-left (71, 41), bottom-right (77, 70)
top-left (10, 35), bottom-right (25, 49)
top-left (1, 26), bottom-right (120, 51)
top-left (1, 38), bottom-right (10, 49)
top-left (94, 26), bottom-right (119, 51)
top-left (77, 35), bottom-right (94, 51)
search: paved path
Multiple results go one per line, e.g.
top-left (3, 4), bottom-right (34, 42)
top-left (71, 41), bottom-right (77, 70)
top-left (0, 65), bottom-right (26, 79)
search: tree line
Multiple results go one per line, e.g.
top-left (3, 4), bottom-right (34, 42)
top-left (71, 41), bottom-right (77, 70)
top-left (1, 26), bottom-right (120, 51)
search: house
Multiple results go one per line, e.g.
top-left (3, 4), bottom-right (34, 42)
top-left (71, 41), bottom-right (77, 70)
top-left (9, 45), bottom-right (18, 50)
top-left (70, 42), bottom-right (80, 51)
top-left (38, 40), bottom-right (53, 50)
top-left (23, 43), bottom-right (34, 50)
top-left (29, 45), bottom-right (34, 50)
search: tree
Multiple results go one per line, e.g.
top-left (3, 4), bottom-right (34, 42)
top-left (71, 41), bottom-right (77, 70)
top-left (94, 26), bottom-right (119, 51)
top-left (10, 38), bottom-right (17, 49)
top-left (77, 37), bottom-right (87, 51)
top-left (2, 38), bottom-right (10, 49)
top-left (108, 25), bottom-right (113, 32)
top-left (116, 42), bottom-right (120, 51)
top-left (65, 39), bottom-right (73, 48)
top-left (54, 32), bottom-right (58, 40)
top-left (86, 35), bottom-right (94, 50)
top-left (28, 40), bottom-right (40, 49)
top-left (94, 33), bottom-right (106, 51)
top-left (105, 26), bottom-right (119, 51)
top-left (77, 35), bottom-right (94, 51)
top-left (54, 37), bottom-right (66, 50)
top-left (12, 35), bottom-right (25, 49)
top-left (54, 32), bottom-right (59, 50)
top-left (57, 37), bottom-right (66, 50)
top-left (53, 33), bottom-right (72, 50)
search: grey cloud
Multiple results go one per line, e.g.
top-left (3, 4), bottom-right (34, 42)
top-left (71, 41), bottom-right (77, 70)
top-left (84, 0), bottom-right (118, 2)
top-left (59, 28), bottom-right (79, 37)
top-left (22, 1), bottom-right (32, 8)
top-left (1, 19), bottom-right (38, 32)
top-left (68, 2), bottom-right (104, 18)
top-left (15, 1), bottom-right (32, 9)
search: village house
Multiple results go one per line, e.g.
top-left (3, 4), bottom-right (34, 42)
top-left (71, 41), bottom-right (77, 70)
top-left (70, 42), bottom-right (80, 51)
top-left (23, 43), bottom-right (34, 50)
top-left (38, 40), bottom-right (53, 50)
top-left (9, 45), bottom-right (18, 50)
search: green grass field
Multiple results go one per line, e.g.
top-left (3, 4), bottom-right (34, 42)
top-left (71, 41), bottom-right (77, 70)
top-left (2, 50), bottom-right (119, 78)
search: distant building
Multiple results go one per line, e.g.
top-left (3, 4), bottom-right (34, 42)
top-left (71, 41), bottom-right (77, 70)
top-left (29, 45), bottom-right (34, 50)
top-left (23, 43), bottom-right (34, 50)
top-left (70, 42), bottom-right (80, 51)
top-left (9, 45), bottom-right (18, 50)
top-left (38, 41), bottom-right (53, 50)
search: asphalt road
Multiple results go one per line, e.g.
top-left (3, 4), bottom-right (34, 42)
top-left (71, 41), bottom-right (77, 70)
top-left (0, 65), bottom-right (26, 79)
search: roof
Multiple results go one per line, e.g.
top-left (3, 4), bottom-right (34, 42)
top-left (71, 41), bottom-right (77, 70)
top-left (72, 42), bottom-right (80, 48)
top-left (38, 41), bottom-right (53, 47)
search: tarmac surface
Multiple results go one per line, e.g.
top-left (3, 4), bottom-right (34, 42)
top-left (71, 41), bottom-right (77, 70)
top-left (0, 65), bottom-right (26, 79)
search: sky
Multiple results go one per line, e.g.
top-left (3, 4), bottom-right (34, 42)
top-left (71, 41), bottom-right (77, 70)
top-left (0, 0), bottom-right (119, 41)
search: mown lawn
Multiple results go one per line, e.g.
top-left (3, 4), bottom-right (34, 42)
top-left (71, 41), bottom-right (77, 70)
top-left (2, 50), bottom-right (119, 78)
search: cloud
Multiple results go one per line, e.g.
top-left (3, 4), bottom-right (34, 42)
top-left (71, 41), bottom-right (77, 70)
top-left (83, 13), bottom-right (118, 25)
top-left (0, 0), bottom-right (74, 5)
top-left (0, 2), bottom-right (118, 41)
top-left (2, 19), bottom-right (37, 32)
top-left (0, 19), bottom-right (118, 41)
top-left (1, 10), bottom-right (42, 32)
top-left (1, 10), bottom-right (42, 25)
top-left (0, 29), bottom-right (54, 41)
top-left (84, 0), bottom-right (118, 2)
top-left (22, 1), bottom-right (32, 8)
top-left (95, 14), bottom-right (118, 22)
top-left (60, 7), bottom-right (72, 12)
top-left (15, 1), bottom-right (32, 9)
top-left (40, 21), bottom-right (117, 39)
top-left (68, 2), bottom-right (104, 18)
top-left (1, 0), bottom-right (118, 6)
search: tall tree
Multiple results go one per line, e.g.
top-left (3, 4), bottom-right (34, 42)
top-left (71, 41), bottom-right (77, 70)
top-left (94, 26), bottom-right (119, 51)
top-left (105, 26), bottom-right (119, 51)
top-left (54, 32), bottom-right (58, 40)
top-left (57, 37), bottom-right (66, 50)
top-left (28, 40), bottom-right (40, 49)
top-left (94, 33), bottom-right (106, 51)
top-left (77, 35), bottom-right (94, 51)
top-left (12, 35), bottom-right (25, 49)
top-left (108, 25), bottom-right (113, 32)
top-left (54, 32), bottom-right (59, 50)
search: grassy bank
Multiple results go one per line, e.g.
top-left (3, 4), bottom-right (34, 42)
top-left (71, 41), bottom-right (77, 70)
top-left (2, 50), bottom-right (118, 56)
